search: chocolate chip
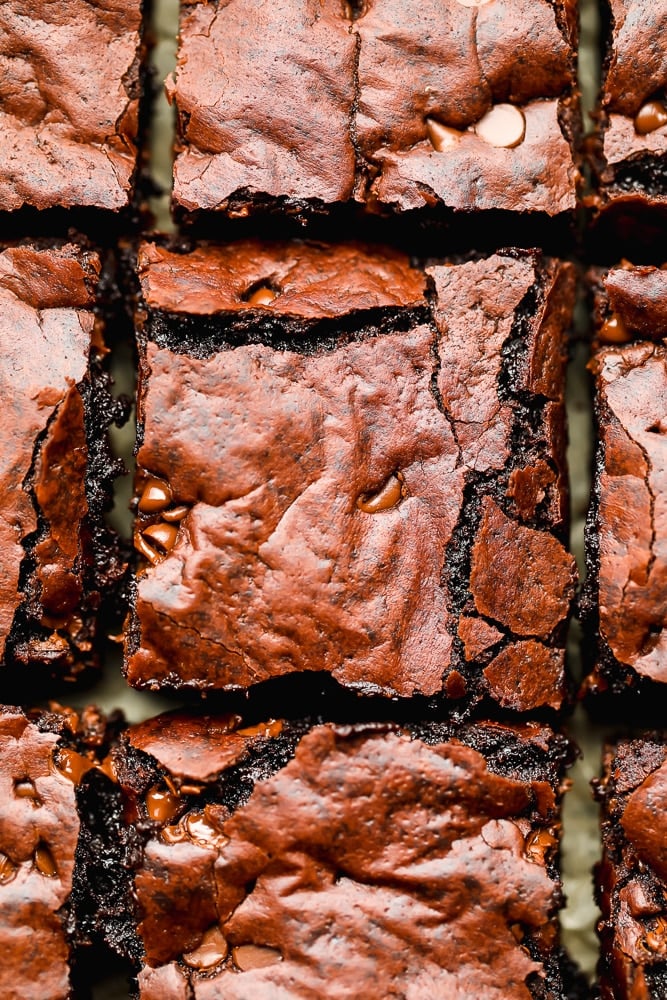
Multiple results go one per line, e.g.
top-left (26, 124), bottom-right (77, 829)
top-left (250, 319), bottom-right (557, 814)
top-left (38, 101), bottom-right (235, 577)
top-left (356, 472), bottom-right (404, 514)
top-left (246, 285), bottom-right (278, 307)
top-left (54, 747), bottom-right (94, 784)
top-left (34, 843), bottom-right (58, 878)
top-left (426, 118), bottom-right (461, 152)
top-left (599, 314), bottom-right (631, 344)
top-left (475, 105), bottom-right (526, 148)
top-left (634, 100), bottom-right (667, 136)
top-left (162, 504), bottom-right (189, 523)
top-left (145, 786), bottom-right (182, 824)
top-left (185, 811), bottom-right (228, 848)
top-left (14, 778), bottom-right (39, 800)
top-left (183, 926), bottom-right (229, 970)
top-left (233, 944), bottom-right (283, 971)
top-left (141, 522), bottom-right (179, 555)
top-left (0, 852), bottom-right (18, 885)
top-left (138, 477), bottom-right (173, 514)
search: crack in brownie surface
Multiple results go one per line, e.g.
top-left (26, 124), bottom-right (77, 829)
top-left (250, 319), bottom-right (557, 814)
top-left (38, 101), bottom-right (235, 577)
top-left (127, 242), bottom-right (576, 706)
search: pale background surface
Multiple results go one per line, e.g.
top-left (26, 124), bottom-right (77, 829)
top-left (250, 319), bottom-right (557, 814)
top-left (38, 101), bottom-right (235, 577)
top-left (89, 0), bottom-right (604, 992)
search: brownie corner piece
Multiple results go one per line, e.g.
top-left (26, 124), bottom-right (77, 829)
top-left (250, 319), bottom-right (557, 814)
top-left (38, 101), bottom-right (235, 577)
top-left (126, 241), bottom-right (576, 709)
top-left (109, 712), bottom-right (574, 998)
top-left (0, 242), bottom-right (125, 683)
top-left (595, 734), bottom-right (667, 998)
top-left (0, 0), bottom-right (147, 218)
top-left (591, 0), bottom-right (667, 223)
top-left (0, 702), bottom-right (122, 1000)
top-left (169, 0), bottom-right (580, 223)
top-left (584, 264), bottom-right (667, 703)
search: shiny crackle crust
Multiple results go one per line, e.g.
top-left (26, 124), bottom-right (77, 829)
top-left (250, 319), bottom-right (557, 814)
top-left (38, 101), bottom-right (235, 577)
top-left (125, 242), bottom-right (577, 709)
top-left (0, 0), bottom-right (146, 213)
top-left (583, 265), bottom-right (667, 703)
top-left (594, 736), bottom-right (667, 999)
top-left (0, 244), bottom-right (126, 684)
top-left (590, 0), bottom-right (667, 211)
top-left (168, 0), bottom-right (580, 220)
top-left (93, 712), bottom-right (573, 1000)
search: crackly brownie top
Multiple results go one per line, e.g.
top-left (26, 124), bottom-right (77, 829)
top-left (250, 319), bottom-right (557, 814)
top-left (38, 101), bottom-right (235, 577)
top-left (170, 0), bottom-right (578, 216)
top-left (0, 244), bottom-right (99, 660)
top-left (129, 242), bottom-right (576, 704)
top-left (119, 715), bottom-right (567, 1000)
top-left (138, 241), bottom-right (428, 317)
top-left (0, 707), bottom-right (82, 1000)
top-left (0, 0), bottom-right (142, 211)
top-left (597, 737), bottom-right (667, 998)
top-left (591, 267), bottom-right (667, 684)
top-left (599, 0), bottom-right (667, 176)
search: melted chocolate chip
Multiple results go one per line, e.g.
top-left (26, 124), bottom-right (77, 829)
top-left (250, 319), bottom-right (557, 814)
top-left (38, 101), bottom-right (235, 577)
top-left (34, 843), bottom-right (58, 878)
top-left (233, 944), bottom-right (283, 971)
top-left (246, 285), bottom-right (279, 308)
top-left (0, 852), bottom-right (18, 884)
top-left (356, 472), bottom-right (404, 514)
top-left (145, 786), bottom-right (182, 824)
top-left (634, 100), bottom-right (667, 136)
top-left (140, 523), bottom-right (179, 559)
top-left (14, 777), bottom-right (39, 800)
top-left (55, 747), bottom-right (95, 785)
top-left (162, 505), bottom-right (189, 523)
top-left (183, 926), bottom-right (229, 970)
top-left (138, 477), bottom-right (173, 514)
top-left (426, 118), bottom-right (461, 152)
top-left (599, 314), bottom-right (631, 344)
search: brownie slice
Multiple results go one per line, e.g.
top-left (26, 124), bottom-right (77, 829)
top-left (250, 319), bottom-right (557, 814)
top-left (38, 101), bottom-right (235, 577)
top-left (100, 710), bottom-right (575, 999)
top-left (168, 0), bottom-right (580, 227)
top-left (0, 0), bottom-right (148, 225)
top-left (583, 265), bottom-right (667, 704)
top-left (0, 703), bottom-right (121, 1000)
top-left (126, 240), bottom-right (577, 709)
top-left (591, 0), bottom-right (667, 232)
top-left (0, 243), bottom-right (125, 685)
top-left (594, 735), bottom-right (667, 998)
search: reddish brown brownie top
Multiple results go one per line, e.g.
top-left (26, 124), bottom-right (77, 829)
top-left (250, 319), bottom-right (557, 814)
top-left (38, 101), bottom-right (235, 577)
top-left (120, 719), bottom-right (565, 999)
top-left (0, 0), bottom-right (143, 211)
top-left (355, 0), bottom-right (578, 215)
top-left (600, 267), bottom-right (667, 342)
top-left (129, 245), bottom-right (576, 704)
top-left (596, 738), bottom-right (667, 999)
top-left (0, 245), bottom-right (99, 660)
top-left (169, 0), bottom-right (357, 212)
top-left (169, 0), bottom-right (579, 216)
top-left (0, 707), bottom-right (81, 1000)
top-left (138, 241), bottom-right (427, 318)
top-left (597, 0), bottom-right (667, 195)
top-left (592, 341), bottom-right (667, 683)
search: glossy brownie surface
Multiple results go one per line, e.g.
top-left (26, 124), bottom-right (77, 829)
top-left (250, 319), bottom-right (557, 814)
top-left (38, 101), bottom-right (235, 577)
top-left (0, 0), bottom-right (144, 212)
top-left (169, 0), bottom-right (579, 219)
top-left (585, 265), bottom-right (667, 696)
top-left (112, 712), bottom-right (572, 999)
top-left (127, 241), bottom-right (576, 706)
top-left (595, 736), bottom-right (667, 998)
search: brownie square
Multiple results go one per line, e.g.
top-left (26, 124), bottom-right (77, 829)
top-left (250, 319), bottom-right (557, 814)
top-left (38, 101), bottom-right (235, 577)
top-left (0, 243), bottom-right (124, 683)
top-left (126, 241), bottom-right (576, 708)
top-left (0, 0), bottom-right (146, 216)
top-left (594, 735), bottom-right (667, 998)
top-left (102, 711), bottom-right (574, 999)
top-left (0, 704), bottom-right (119, 1000)
top-left (584, 265), bottom-right (667, 700)
top-left (169, 0), bottom-right (580, 223)
top-left (592, 0), bottom-right (667, 218)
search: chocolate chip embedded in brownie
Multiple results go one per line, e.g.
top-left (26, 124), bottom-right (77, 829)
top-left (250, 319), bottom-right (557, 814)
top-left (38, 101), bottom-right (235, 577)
top-left (588, 0), bottom-right (667, 248)
top-left (594, 735), bottom-right (667, 998)
top-left (583, 265), bottom-right (667, 705)
top-left (168, 0), bottom-right (580, 225)
top-left (104, 711), bottom-right (576, 999)
top-left (126, 240), bottom-right (576, 709)
top-left (0, 704), bottom-right (121, 1000)
top-left (0, 243), bottom-right (125, 685)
